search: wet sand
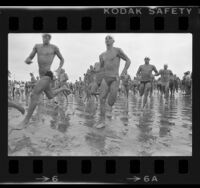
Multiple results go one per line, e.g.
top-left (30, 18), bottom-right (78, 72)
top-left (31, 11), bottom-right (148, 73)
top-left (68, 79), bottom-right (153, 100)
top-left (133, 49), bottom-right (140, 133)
top-left (8, 91), bottom-right (192, 156)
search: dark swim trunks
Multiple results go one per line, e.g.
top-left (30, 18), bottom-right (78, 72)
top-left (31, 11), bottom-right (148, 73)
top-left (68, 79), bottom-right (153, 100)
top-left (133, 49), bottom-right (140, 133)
top-left (140, 80), bottom-right (151, 87)
top-left (104, 77), bottom-right (117, 87)
top-left (44, 71), bottom-right (54, 80)
top-left (95, 71), bottom-right (117, 87)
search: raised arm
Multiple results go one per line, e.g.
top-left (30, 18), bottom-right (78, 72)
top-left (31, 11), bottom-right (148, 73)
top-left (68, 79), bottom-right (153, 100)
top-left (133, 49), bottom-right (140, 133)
top-left (25, 45), bottom-right (37, 64)
top-left (118, 48), bottom-right (131, 76)
top-left (55, 46), bottom-right (64, 71)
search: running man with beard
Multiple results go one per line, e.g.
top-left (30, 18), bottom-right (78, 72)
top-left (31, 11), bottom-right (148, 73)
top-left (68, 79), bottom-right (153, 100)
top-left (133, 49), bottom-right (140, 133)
top-left (136, 57), bottom-right (159, 108)
top-left (17, 33), bottom-right (69, 129)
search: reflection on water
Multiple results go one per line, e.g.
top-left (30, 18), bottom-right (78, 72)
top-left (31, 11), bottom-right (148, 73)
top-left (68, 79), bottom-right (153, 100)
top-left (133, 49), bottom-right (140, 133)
top-left (8, 91), bottom-right (192, 156)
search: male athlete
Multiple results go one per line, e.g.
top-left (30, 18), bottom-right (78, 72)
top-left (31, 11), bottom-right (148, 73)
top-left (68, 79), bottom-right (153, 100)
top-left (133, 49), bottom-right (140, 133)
top-left (17, 33), bottom-right (69, 129)
top-left (121, 72), bottom-right (131, 98)
top-left (56, 68), bottom-right (70, 99)
top-left (98, 35), bottom-right (131, 115)
top-left (156, 64), bottom-right (173, 98)
top-left (136, 57), bottom-right (159, 108)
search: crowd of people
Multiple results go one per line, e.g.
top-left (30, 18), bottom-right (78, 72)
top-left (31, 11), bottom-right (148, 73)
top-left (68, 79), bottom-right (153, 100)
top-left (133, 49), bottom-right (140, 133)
top-left (8, 34), bottom-right (192, 130)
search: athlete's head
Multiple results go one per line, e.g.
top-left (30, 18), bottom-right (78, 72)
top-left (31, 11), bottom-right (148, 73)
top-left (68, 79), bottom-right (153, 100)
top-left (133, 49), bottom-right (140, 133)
top-left (164, 64), bottom-right (168, 70)
top-left (42, 33), bottom-right (51, 45)
top-left (144, 57), bottom-right (150, 64)
top-left (105, 35), bottom-right (115, 46)
top-left (90, 65), bottom-right (93, 70)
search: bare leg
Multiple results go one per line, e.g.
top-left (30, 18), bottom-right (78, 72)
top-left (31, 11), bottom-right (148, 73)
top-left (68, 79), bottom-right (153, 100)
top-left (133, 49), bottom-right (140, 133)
top-left (139, 83), bottom-right (145, 97)
top-left (126, 85), bottom-right (129, 98)
top-left (16, 77), bottom-right (50, 129)
top-left (99, 79), bottom-right (109, 116)
top-left (161, 85), bottom-right (165, 97)
top-left (143, 83), bottom-right (151, 108)
top-left (50, 86), bottom-right (71, 98)
top-left (19, 77), bottom-right (72, 130)
top-left (8, 100), bottom-right (25, 114)
top-left (17, 93), bottom-right (41, 129)
top-left (164, 83), bottom-right (169, 98)
top-left (149, 83), bottom-right (153, 98)
top-left (108, 80), bottom-right (120, 107)
top-left (63, 91), bottom-right (69, 103)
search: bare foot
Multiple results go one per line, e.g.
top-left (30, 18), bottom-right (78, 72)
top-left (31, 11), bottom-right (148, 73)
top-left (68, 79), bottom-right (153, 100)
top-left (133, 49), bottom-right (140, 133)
top-left (14, 120), bottom-right (29, 130)
top-left (19, 106), bottom-right (25, 115)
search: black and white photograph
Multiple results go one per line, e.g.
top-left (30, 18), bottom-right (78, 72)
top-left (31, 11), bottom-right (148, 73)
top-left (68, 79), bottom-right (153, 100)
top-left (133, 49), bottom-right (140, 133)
top-left (8, 33), bottom-right (192, 156)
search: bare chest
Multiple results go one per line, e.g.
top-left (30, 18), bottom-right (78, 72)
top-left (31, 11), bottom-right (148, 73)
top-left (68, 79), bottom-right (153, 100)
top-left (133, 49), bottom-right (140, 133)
top-left (102, 50), bottom-right (118, 62)
top-left (37, 46), bottom-right (55, 56)
top-left (141, 65), bottom-right (153, 73)
top-left (162, 70), bottom-right (170, 76)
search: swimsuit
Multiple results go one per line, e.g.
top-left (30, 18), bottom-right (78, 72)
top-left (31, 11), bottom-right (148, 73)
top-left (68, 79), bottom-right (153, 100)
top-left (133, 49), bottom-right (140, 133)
top-left (104, 76), bottom-right (117, 87)
top-left (44, 71), bottom-right (54, 80)
top-left (140, 80), bottom-right (151, 87)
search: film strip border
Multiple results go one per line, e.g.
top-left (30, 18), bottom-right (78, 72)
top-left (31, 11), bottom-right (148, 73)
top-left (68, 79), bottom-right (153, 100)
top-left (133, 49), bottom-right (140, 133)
top-left (0, 8), bottom-right (199, 32)
top-left (6, 14), bottom-right (194, 31)
top-left (2, 158), bottom-right (193, 183)
top-left (1, 7), bottom-right (200, 184)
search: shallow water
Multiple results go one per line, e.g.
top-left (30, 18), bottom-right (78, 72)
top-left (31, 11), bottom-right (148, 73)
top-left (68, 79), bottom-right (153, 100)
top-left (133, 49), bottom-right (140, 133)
top-left (8, 91), bottom-right (192, 156)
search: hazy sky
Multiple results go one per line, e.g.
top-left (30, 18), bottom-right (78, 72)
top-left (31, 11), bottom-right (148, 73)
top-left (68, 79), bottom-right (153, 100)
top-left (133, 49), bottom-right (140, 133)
top-left (8, 33), bottom-right (192, 82)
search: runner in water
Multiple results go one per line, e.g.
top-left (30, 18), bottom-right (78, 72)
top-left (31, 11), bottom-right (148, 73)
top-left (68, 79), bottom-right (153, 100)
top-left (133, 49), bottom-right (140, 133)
top-left (136, 57), bottom-right (159, 108)
top-left (17, 33), bottom-right (69, 129)
top-left (56, 68), bottom-right (70, 100)
top-left (121, 72), bottom-right (131, 98)
top-left (98, 35), bottom-right (131, 116)
top-left (156, 64), bottom-right (173, 99)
